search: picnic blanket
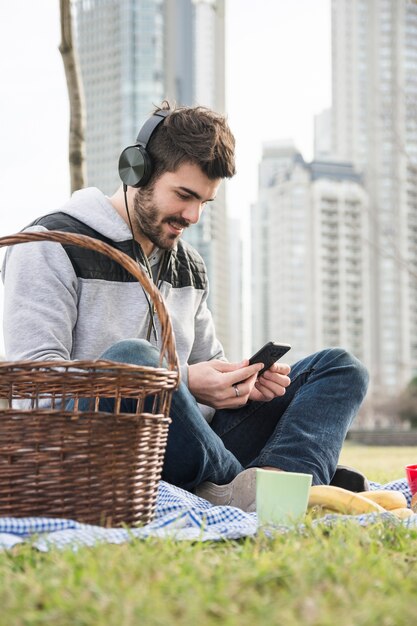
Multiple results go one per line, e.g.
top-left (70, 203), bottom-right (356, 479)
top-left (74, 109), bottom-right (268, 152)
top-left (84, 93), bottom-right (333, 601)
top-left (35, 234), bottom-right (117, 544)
top-left (0, 478), bottom-right (416, 551)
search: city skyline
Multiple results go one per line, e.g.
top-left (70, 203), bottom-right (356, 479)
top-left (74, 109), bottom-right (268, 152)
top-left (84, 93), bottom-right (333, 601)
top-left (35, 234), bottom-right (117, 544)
top-left (0, 0), bottom-right (332, 355)
top-left (250, 0), bottom-right (417, 424)
top-left (0, 0), bottom-right (331, 230)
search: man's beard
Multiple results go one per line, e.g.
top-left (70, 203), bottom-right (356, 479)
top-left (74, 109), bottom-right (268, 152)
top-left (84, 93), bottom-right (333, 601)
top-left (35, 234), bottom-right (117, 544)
top-left (133, 188), bottom-right (189, 250)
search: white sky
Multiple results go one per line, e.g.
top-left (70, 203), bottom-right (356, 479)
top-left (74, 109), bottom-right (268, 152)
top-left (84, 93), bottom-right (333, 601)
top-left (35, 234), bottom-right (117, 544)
top-left (0, 0), bottom-right (331, 353)
top-left (226, 0), bottom-right (331, 214)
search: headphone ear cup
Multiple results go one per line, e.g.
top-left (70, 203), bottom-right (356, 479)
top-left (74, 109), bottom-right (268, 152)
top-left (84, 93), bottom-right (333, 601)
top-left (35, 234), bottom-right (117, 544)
top-left (118, 145), bottom-right (153, 188)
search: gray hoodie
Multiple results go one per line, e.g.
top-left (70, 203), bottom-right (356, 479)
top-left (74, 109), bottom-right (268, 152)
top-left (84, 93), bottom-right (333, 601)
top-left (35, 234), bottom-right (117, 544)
top-left (2, 187), bottom-right (225, 422)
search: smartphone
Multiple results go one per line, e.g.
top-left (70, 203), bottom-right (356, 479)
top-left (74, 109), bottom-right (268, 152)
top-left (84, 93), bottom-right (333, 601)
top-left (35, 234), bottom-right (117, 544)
top-left (249, 341), bottom-right (291, 376)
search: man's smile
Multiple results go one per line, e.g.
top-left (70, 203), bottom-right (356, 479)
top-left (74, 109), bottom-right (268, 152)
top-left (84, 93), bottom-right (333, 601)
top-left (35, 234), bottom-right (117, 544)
top-left (164, 217), bottom-right (190, 235)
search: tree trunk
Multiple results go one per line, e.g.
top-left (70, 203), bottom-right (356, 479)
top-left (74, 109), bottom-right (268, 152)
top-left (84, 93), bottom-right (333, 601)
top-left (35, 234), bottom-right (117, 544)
top-left (59, 0), bottom-right (86, 192)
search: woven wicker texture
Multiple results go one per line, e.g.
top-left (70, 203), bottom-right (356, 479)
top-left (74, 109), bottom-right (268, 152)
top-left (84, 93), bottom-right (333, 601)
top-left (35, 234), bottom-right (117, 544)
top-left (0, 231), bottom-right (180, 526)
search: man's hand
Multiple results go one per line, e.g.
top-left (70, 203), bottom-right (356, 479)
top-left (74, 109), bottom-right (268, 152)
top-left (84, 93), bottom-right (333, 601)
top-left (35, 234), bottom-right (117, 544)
top-left (188, 360), bottom-right (263, 409)
top-left (248, 360), bottom-right (291, 403)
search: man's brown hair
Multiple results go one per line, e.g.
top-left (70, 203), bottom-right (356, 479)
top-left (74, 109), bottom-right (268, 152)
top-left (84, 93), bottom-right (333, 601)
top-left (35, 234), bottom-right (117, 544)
top-left (146, 101), bottom-right (236, 183)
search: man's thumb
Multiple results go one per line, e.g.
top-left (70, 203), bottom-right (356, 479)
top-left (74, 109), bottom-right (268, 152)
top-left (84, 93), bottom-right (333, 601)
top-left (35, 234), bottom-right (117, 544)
top-left (217, 360), bottom-right (246, 373)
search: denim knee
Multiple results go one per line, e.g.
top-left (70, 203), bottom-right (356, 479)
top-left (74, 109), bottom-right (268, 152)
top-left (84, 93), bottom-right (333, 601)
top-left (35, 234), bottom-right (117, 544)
top-left (322, 347), bottom-right (369, 398)
top-left (100, 338), bottom-right (160, 368)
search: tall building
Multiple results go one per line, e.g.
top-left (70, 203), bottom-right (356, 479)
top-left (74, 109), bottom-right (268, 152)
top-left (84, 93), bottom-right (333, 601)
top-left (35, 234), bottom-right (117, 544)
top-left (332, 0), bottom-right (417, 402)
top-left (74, 0), bottom-right (165, 195)
top-left (251, 144), bottom-right (370, 377)
top-left (74, 0), bottom-right (232, 354)
top-left (251, 141), bottom-right (301, 355)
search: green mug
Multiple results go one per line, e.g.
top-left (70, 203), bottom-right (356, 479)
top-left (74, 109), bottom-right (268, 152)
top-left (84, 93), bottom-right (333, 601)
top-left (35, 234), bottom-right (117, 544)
top-left (256, 469), bottom-right (312, 526)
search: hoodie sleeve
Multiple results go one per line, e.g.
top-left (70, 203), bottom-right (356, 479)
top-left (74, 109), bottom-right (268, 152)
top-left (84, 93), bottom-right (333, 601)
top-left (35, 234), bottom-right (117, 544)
top-left (187, 281), bottom-right (226, 423)
top-left (187, 277), bottom-right (225, 366)
top-left (2, 226), bottom-right (78, 362)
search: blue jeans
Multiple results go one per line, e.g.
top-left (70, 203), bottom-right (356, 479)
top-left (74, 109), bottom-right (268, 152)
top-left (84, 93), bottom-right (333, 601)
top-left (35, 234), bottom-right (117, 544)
top-left (96, 339), bottom-right (369, 491)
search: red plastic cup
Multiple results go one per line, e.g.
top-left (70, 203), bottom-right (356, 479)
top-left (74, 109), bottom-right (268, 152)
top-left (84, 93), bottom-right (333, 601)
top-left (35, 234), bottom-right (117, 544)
top-left (405, 464), bottom-right (417, 495)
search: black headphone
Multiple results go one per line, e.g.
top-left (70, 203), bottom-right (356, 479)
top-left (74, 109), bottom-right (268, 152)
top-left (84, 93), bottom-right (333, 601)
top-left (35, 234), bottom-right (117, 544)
top-left (118, 109), bottom-right (170, 188)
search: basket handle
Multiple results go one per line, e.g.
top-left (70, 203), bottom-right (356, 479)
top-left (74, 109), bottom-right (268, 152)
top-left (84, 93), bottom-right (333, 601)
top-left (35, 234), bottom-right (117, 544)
top-left (0, 230), bottom-right (179, 373)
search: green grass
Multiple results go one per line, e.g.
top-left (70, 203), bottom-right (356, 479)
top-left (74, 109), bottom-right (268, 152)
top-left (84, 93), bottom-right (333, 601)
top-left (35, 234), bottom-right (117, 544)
top-left (339, 442), bottom-right (416, 484)
top-left (1, 445), bottom-right (417, 626)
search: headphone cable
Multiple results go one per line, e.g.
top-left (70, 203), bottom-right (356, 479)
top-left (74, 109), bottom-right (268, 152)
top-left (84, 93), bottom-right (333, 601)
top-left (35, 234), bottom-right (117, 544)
top-left (123, 184), bottom-right (158, 342)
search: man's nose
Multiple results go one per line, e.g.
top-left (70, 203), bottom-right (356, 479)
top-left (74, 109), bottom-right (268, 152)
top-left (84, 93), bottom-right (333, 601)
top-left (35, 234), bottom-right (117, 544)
top-left (182, 202), bottom-right (203, 224)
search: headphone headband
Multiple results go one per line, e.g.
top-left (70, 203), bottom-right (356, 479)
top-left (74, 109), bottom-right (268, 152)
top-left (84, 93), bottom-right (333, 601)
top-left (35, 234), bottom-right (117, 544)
top-left (135, 109), bottom-right (170, 147)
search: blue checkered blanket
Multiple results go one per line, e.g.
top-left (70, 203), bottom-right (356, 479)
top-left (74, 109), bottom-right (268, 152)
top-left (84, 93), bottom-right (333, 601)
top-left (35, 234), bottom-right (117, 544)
top-left (0, 478), bottom-right (415, 551)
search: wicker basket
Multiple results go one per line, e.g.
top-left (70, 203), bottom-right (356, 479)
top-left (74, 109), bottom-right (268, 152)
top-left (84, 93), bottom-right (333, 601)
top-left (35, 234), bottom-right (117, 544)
top-left (0, 231), bottom-right (180, 527)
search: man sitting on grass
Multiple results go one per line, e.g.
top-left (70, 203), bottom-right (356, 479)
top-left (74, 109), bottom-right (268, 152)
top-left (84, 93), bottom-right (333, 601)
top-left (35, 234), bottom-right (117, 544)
top-left (2, 102), bottom-right (369, 510)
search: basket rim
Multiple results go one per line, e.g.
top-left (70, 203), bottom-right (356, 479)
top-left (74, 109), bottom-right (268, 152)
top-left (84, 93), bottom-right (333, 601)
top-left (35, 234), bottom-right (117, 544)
top-left (0, 358), bottom-right (179, 377)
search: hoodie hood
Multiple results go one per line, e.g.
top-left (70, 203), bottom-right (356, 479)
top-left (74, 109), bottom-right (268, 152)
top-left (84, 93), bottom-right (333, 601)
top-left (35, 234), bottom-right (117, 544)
top-left (59, 187), bottom-right (132, 242)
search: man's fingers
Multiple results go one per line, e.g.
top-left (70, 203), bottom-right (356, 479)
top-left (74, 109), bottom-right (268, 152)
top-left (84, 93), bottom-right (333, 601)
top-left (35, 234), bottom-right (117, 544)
top-left (266, 362), bottom-right (291, 375)
top-left (228, 376), bottom-right (257, 407)
top-left (254, 383), bottom-right (277, 401)
top-left (260, 369), bottom-right (291, 388)
top-left (255, 379), bottom-right (286, 398)
top-left (214, 360), bottom-right (248, 373)
top-left (226, 363), bottom-right (263, 385)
